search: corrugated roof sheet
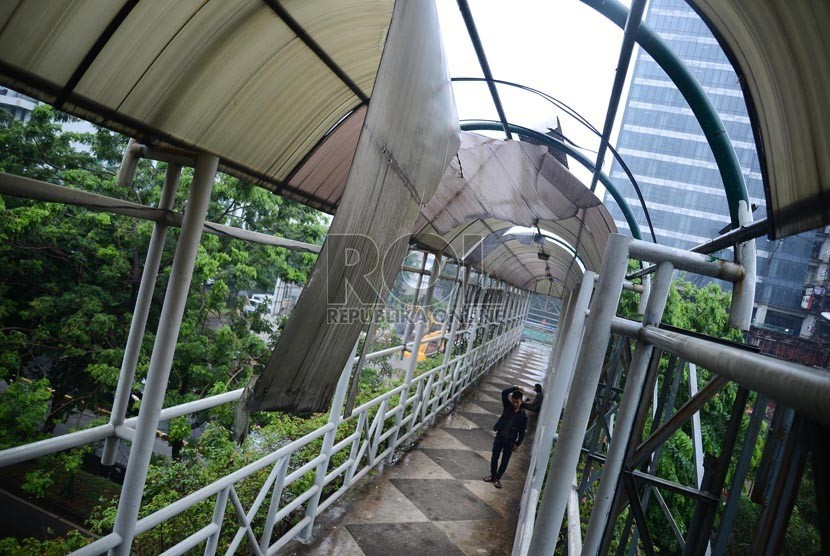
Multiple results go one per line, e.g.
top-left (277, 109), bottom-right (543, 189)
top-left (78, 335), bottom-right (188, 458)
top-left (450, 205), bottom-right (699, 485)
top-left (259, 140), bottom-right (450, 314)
top-left (689, 0), bottom-right (830, 238)
top-left (0, 0), bottom-right (393, 213)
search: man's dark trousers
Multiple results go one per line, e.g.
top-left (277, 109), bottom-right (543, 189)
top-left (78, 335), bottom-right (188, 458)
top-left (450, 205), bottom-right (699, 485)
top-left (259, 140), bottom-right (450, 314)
top-left (491, 436), bottom-right (513, 480)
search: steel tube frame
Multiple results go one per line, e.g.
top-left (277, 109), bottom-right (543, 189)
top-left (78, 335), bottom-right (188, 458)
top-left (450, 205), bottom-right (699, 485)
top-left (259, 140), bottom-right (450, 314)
top-left (582, 261), bottom-right (673, 554)
top-left (400, 251), bottom-right (429, 358)
top-left (101, 162), bottom-right (182, 465)
top-left (628, 240), bottom-right (743, 282)
top-left (535, 272), bottom-right (595, 480)
top-left (529, 234), bottom-right (633, 555)
top-left (512, 290), bottom-right (571, 555)
top-left (0, 172), bottom-right (320, 253)
top-left (713, 393), bottom-right (767, 554)
top-left (111, 153), bottom-right (218, 556)
top-left (456, 0), bottom-right (512, 139)
top-left (636, 326), bottom-right (830, 425)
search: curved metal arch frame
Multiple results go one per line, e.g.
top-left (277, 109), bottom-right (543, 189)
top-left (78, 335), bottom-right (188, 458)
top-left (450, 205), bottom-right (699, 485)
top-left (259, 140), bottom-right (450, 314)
top-left (582, 0), bottom-right (750, 228)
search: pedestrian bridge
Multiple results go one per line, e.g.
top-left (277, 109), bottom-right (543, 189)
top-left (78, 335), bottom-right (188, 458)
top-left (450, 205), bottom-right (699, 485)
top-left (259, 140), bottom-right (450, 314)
top-left (0, 0), bottom-right (828, 554)
top-left (285, 342), bottom-right (549, 556)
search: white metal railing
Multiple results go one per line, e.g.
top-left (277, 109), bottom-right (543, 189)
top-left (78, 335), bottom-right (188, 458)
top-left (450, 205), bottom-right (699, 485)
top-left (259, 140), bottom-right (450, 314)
top-left (0, 314), bottom-right (523, 556)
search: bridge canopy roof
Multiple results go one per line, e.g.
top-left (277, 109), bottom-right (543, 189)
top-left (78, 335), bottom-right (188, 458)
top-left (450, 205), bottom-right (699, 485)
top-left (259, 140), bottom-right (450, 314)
top-left (0, 0), bottom-right (826, 279)
top-left (689, 0), bottom-right (830, 238)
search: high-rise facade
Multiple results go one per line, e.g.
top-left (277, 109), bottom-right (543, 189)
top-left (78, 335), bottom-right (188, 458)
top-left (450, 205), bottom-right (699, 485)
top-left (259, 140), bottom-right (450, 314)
top-left (0, 87), bottom-right (37, 121)
top-left (603, 0), bottom-right (816, 338)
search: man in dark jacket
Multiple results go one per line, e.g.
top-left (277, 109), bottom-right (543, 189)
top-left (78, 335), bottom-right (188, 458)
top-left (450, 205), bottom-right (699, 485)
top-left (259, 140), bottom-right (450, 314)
top-left (484, 386), bottom-right (528, 488)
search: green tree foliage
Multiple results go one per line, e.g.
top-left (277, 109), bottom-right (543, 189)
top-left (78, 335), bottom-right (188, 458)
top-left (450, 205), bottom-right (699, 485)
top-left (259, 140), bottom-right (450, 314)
top-left (0, 105), bottom-right (327, 511)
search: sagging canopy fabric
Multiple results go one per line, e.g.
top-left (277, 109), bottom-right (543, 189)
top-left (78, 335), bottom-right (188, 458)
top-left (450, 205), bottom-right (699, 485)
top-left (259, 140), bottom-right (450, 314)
top-left (414, 132), bottom-right (601, 234)
top-left (413, 132), bottom-right (616, 297)
top-left (281, 125), bottom-right (616, 296)
top-left (0, 0), bottom-right (394, 213)
top-left (688, 0), bottom-right (830, 239)
top-left (243, 0), bottom-right (460, 414)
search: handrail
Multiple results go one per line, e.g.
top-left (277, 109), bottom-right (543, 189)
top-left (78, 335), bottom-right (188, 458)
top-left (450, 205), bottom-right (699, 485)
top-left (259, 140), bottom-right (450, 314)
top-left (27, 315), bottom-right (525, 555)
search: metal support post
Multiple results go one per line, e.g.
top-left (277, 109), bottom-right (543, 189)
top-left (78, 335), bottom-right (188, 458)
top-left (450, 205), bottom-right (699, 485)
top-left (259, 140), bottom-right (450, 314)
top-left (299, 339), bottom-right (360, 542)
top-left (583, 262), bottom-right (673, 554)
top-left (529, 234), bottom-right (632, 556)
top-left (551, 273), bottom-right (595, 413)
top-left (345, 312), bottom-right (379, 417)
top-left (420, 252), bottom-right (442, 325)
top-left (689, 364), bottom-right (706, 490)
top-left (530, 273), bottom-right (595, 498)
top-left (729, 200), bottom-right (756, 329)
top-left (713, 393), bottom-right (767, 554)
top-left (439, 269), bottom-right (466, 406)
top-left (684, 387), bottom-right (750, 555)
top-left (749, 411), bottom-right (809, 555)
top-left (751, 405), bottom-right (793, 504)
top-left (102, 162), bottom-right (182, 466)
top-left (637, 273), bottom-right (651, 315)
top-left (436, 263), bottom-right (462, 351)
top-left (111, 154), bottom-right (218, 556)
top-left (512, 285), bottom-right (579, 556)
top-left (401, 251), bottom-right (429, 357)
top-left (271, 277), bottom-right (282, 316)
top-left (458, 297), bottom-right (481, 401)
top-left (387, 321), bottom-right (426, 464)
top-left (549, 290), bottom-right (573, 372)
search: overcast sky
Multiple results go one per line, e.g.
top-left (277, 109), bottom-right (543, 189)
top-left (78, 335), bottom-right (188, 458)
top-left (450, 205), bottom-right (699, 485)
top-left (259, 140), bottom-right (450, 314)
top-left (436, 0), bottom-right (638, 194)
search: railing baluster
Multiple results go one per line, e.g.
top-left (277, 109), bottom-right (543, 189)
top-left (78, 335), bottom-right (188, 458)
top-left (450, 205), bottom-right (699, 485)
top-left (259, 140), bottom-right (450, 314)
top-left (300, 341), bottom-right (358, 541)
top-left (344, 410), bottom-right (367, 487)
top-left (259, 455), bottom-right (290, 552)
top-left (204, 486), bottom-right (230, 556)
top-left (370, 399), bottom-right (389, 465)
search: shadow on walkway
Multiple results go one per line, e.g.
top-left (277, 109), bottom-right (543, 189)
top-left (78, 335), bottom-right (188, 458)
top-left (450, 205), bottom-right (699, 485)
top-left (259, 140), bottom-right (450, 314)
top-left (282, 341), bottom-right (550, 556)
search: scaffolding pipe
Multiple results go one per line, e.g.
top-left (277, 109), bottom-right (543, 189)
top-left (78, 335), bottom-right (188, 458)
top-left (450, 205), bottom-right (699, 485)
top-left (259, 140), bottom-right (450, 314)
top-left (636, 325), bottom-right (830, 425)
top-left (111, 154), bottom-right (218, 556)
top-left (535, 272), bottom-right (595, 487)
top-left (629, 239), bottom-right (744, 282)
top-left (612, 314), bottom-right (830, 425)
top-left (102, 163), bottom-right (182, 465)
top-left (582, 261), bottom-right (673, 554)
top-left (567, 478), bottom-right (583, 555)
top-left (529, 234), bottom-right (632, 555)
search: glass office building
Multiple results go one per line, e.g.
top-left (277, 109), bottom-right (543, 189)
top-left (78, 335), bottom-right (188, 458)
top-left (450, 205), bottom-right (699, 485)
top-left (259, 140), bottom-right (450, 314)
top-left (603, 0), bottom-right (813, 334)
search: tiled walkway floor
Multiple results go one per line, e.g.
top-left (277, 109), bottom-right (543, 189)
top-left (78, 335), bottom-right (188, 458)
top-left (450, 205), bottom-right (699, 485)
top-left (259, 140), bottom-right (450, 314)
top-left (283, 341), bottom-right (550, 556)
